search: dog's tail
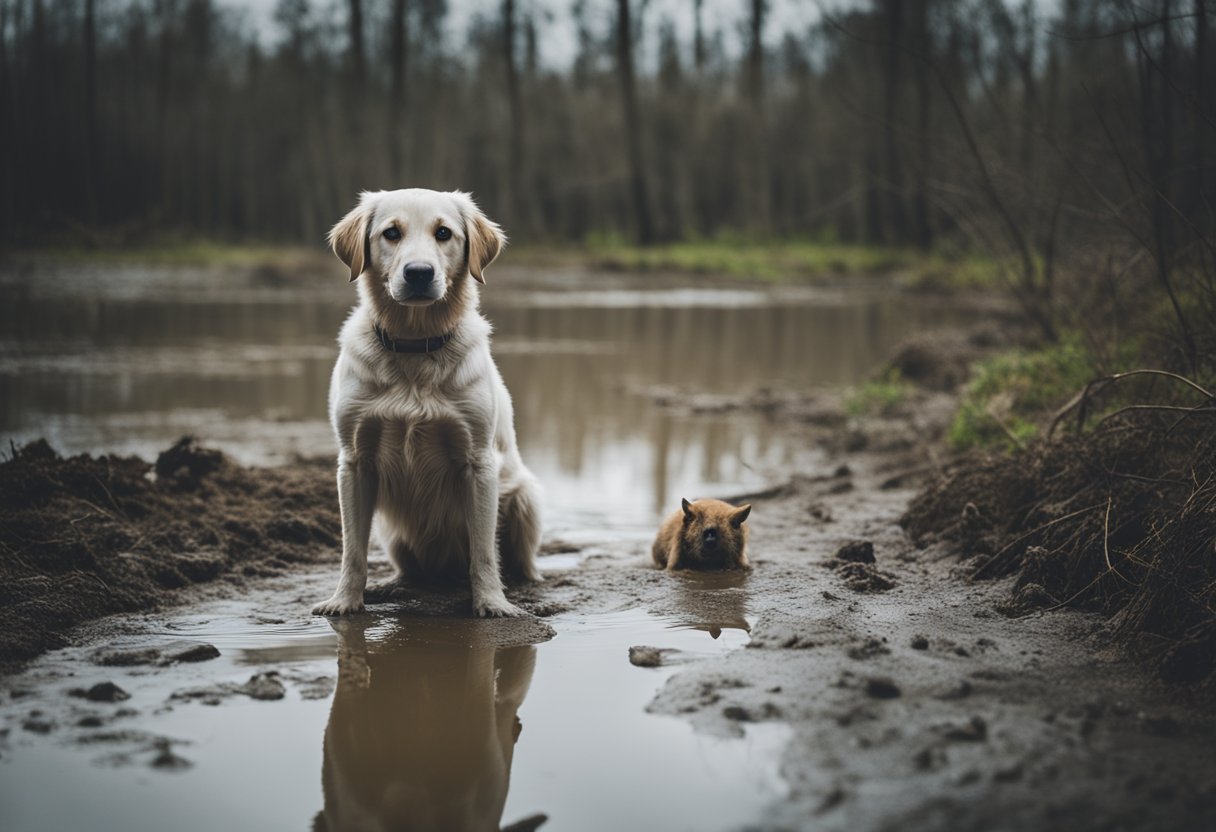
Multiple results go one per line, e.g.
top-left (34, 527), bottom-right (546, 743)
top-left (498, 472), bottom-right (543, 583)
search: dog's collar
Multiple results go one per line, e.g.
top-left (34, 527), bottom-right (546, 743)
top-left (372, 323), bottom-right (455, 354)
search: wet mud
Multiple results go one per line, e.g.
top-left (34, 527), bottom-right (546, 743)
top-left (2, 298), bottom-right (1214, 829)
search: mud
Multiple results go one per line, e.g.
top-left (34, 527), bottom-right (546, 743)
top-left (0, 436), bottom-right (338, 667)
top-left (902, 413), bottom-right (1216, 684)
top-left (2, 325), bottom-right (1215, 830)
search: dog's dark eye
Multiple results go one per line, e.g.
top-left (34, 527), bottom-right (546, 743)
top-left (435, 226), bottom-right (452, 242)
top-left (383, 227), bottom-right (402, 242)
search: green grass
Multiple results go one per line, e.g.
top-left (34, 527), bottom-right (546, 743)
top-left (6, 240), bottom-right (332, 269)
top-left (948, 336), bottom-right (1141, 451)
top-left (846, 371), bottom-right (912, 417)
top-left (577, 233), bottom-right (999, 289)
top-left (9, 233), bottom-right (1001, 290)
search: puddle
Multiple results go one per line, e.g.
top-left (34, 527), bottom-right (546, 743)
top-left (0, 262), bottom-right (973, 530)
top-left (0, 600), bottom-right (787, 832)
top-left (0, 263), bottom-right (967, 829)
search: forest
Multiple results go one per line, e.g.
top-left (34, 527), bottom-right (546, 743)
top-left (0, 1), bottom-right (1206, 259)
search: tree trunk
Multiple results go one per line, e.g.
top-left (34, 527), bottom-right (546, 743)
top-left (693, 0), bottom-right (705, 73)
top-left (84, 0), bottom-right (99, 225)
top-left (616, 0), bottom-right (654, 245)
top-left (348, 0), bottom-right (365, 87)
top-left (746, 0), bottom-right (769, 229)
top-left (911, 0), bottom-right (932, 251)
top-left (389, 0), bottom-right (409, 182)
top-left (880, 0), bottom-right (907, 244)
top-left (1191, 0), bottom-right (1207, 217)
top-left (503, 0), bottom-right (525, 226)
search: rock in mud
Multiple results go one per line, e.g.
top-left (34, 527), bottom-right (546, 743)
top-left (835, 540), bottom-right (875, 564)
top-left (70, 682), bottom-right (131, 703)
top-left (941, 716), bottom-right (988, 742)
top-left (172, 672), bottom-right (287, 704)
top-left (154, 436), bottom-right (224, 487)
top-left (166, 642), bottom-right (221, 664)
top-left (835, 562), bottom-right (896, 593)
top-left (722, 705), bottom-right (752, 722)
top-left (241, 672), bottom-right (286, 701)
top-left (848, 638), bottom-right (891, 660)
top-left (22, 717), bottom-right (55, 734)
top-left (95, 640), bottom-right (220, 667)
top-left (865, 676), bottom-right (902, 699)
top-left (911, 635), bottom-right (930, 650)
top-left (629, 646), bottom-right (664, 668)
top-left (149, 739), bottom-right (193, 771)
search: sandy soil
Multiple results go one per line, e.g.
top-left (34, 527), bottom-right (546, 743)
top-left (2, 334), bottom-right (1215, 830)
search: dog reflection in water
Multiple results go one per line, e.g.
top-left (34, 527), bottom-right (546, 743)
top-left (314, 618), bottom-right (544, 832)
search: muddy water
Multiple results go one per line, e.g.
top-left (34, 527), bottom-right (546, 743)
top-left (1, 577), bottom-right (785, 832)
top-left (0, 262), bottom-right (968, 533)
top-left (0, 260), bottom-right (970, 831)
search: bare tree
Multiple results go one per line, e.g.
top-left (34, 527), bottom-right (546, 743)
top-left (616, 0), bottom-right (654, 245)
top-left (389, 0), bottom-right (409, 182)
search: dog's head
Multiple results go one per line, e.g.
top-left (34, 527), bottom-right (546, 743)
top-left (329, 189), bottom-right (506, 306)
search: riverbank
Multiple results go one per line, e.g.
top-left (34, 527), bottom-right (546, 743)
top-left (2, 238), bottom-right (996, 292)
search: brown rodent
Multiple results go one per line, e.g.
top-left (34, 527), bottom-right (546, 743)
top-left (652, 498), bottom-right (752, 571)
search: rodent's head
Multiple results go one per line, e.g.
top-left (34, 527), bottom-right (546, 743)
top-left (678, 498), bottom-right (751, 569)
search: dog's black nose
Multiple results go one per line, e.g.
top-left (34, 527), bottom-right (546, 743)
top-left (702, 528), bottom-right (719, 544)
top-left (404, 263), bottom-right (435, 289)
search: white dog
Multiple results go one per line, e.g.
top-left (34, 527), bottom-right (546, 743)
top-left (312, 189), bottom-right (542, 618)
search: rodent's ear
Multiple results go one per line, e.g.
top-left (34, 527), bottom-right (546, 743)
top-left (681, 498), bottom-right (695, 521)
top-left (730, 504), bottom-right (752, 528)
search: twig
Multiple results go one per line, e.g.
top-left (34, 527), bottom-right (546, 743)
top-left (1103, 497), bottom-right (1133, 585)
top-left (1097, 403), bottom-right (1216, 429)
top-left (1049, 369), bottom-right (1216, 438)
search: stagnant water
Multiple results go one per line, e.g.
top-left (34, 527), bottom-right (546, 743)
top-left (0, 260), bottom-right (971, 831)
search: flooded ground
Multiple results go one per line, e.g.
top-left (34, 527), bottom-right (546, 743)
top-left (5, 258), bottom-right (1211, 831)
top-left (0, 259), bottom-right (968, 530)
top-left (0, 573), bottom-right (786, 832)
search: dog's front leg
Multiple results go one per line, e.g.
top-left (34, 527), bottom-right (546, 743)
top-left (469, 456), bottom-right (524, 618)
top-left (313, 452), bottom-right (378, 616)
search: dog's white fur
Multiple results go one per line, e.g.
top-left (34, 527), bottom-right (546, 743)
top-left (312, 188), bottom-right (542, 618)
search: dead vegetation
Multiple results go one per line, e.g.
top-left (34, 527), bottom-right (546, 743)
top-left (0, 437), bottom-right (338, 667)
top-left (903, 410), bottom-right (1216, 683)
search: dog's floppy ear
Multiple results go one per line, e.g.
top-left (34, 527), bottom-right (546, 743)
top-left (453, 191), bottom-right (506, 284)
top-left (329, 196), bottom-right (373, 282)
top-left (730, 504), bottom-right (752, 528)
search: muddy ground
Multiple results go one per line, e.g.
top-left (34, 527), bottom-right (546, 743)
top-left (2, 331), bottom-right (1215, 831)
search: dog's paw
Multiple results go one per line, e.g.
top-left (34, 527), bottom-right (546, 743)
top-left (312, 594), bottom-right (365, 616)
top-left (473, 595), bottom-right (526, 618)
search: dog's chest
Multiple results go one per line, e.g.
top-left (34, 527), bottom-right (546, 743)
top-left (376, 415), bottom-right (474, 474)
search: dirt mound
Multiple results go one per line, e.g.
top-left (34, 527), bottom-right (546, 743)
top-left (0, 438), bottom-right (338, 668)
top-left (884, 325), bottom-right (1013, 392)
top-left (902, 415), bottom-right (1216, 681)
